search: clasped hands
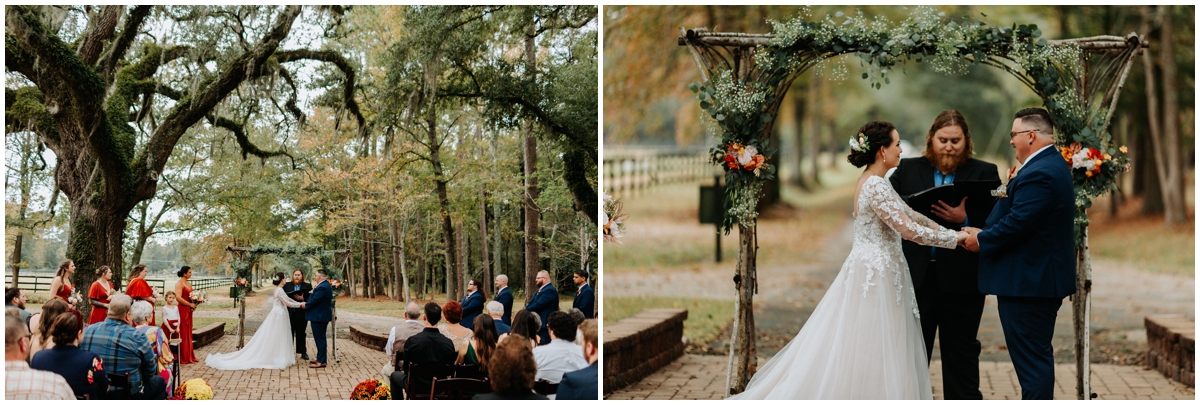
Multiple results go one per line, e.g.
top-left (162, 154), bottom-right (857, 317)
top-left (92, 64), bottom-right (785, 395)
top-left (956, 227), bottom-right (982, 252)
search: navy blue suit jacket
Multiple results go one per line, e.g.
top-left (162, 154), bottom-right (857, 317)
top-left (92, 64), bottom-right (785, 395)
top-left (572, 284), bottom-right (595, 319)
top-left (460, 291), bottom-right (484, 329)
top-left (526, 283), bottom-right (559, 330)
top-left (556, 362), bottom-right (598, 400)
top-left (305, 280), bottom-right (333, 323)
top-left (978, 147), bottom-right (1076, 298)
top-left (493, 318), bottom-right (511, 335)
top-left (495, 287), bottom-right (514, 326)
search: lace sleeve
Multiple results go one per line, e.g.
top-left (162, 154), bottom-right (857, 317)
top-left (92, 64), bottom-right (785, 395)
top-left (864, 177), bottom-right (958, 249)
top-left (275, 288), bottom-right (303, 308)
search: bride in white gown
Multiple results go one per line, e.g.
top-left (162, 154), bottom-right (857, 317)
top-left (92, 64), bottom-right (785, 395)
top-left (729, 121), bottom-right (968, 400)
top-left (206, 272), bottom-right (304, 370)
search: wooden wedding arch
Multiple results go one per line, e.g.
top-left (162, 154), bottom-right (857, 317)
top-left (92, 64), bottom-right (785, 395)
top-left (678, 16), bottom-right (1147, 399)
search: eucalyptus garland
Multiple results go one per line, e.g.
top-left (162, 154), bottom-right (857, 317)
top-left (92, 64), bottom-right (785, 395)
top-left (228, 243), bottom-right (339, 299)
top-left (690, 6), bottom-right (1129, 245)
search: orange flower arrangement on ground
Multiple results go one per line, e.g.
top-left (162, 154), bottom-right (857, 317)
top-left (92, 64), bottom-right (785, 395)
top-left (350, 379), bottom-right (391, 400)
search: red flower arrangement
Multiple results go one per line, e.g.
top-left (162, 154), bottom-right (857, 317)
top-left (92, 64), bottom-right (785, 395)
top-left (350, 379), bottom-right (390, 400)
top-left (236, 278), bottom-right (248, 287)
top-left (330, 279), bottom-right (342, 289)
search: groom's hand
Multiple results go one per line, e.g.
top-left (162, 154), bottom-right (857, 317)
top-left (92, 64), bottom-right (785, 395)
top-left (960, 227), bottom-right (981, 252)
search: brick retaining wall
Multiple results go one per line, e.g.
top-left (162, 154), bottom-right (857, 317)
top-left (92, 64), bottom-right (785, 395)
top-left (350, 325), bottom-right (388, 352)
top-left (1146, 315), bottom-right (1195, 388)
top-left (603, 308), bottom-right (687, 394)
top-left (192, 322), bottom-right (226, 349)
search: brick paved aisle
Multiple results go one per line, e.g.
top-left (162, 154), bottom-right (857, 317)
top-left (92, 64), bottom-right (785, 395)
top-left (179, 335), bottom-right (388, 400)
top-left (605, 354), bottom-right (1195, 400)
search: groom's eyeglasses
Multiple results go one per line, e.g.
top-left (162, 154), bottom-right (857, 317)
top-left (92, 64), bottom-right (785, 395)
top-left (1010, 129), bottom-right (1038, 139)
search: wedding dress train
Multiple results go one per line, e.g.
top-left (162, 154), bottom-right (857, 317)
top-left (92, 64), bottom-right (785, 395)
top-left (728, 175), bottom-right (958, 400)
top-left (205, 287), bottom-right (303, 370)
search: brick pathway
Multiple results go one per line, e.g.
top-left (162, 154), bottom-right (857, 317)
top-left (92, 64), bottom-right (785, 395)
top-left (179, 335), bottom-right (390, 400)
top-left (605, 354), bottom-right (1195, 400)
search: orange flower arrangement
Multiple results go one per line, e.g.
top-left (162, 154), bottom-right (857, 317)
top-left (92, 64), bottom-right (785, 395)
top-left (350, 379), bottom-right (391, 400)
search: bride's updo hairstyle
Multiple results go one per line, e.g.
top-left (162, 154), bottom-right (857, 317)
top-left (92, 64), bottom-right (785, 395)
top-left (846, 120), bottom-right (897, 168)
top-left (272, 272), bottom-right (286, 286)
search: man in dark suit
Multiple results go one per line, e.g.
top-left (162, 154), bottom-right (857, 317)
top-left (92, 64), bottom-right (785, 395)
top-left (556, 319), bottom-right (598, 400)
top-left (388, 302), bottom-right (457, 399)
top-left (302, 269), bottom-right (333, 368)
top-left (460, 278), bottom-right (485, 329)
top-left (486, 301), bottom-right (511, 335)
top-left (525, 270), bottom-right (559, 346)
top-left (494, 274), bottom-right (514, 326)
top-left (963, 108), bottom-right (1075, 400)
top-left (889, 110), bottom-right (999, 400)
top-left (283, 269), bottom-right (313, 360)
top-left (571, 270), bottom-right (594, 319)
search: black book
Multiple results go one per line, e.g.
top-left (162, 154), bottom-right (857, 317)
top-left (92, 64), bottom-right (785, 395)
top-left (901, 180), bottom-right (1002, 218)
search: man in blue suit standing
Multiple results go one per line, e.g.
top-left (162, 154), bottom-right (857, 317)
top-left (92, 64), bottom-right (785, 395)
top-left (525, 270), bottom-right (558, 346)
top-left (571, 270), bottom-right (594, 319)
top-left (460, 278), bottom-right (485, 329)
top-left (302, 269), bottom-right (334, 368)
top-left (963, 108), bottom-right (1075, 400)
top-left (494, 275), bottom-right (514, 326)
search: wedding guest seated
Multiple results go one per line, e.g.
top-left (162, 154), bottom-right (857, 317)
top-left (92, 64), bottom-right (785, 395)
top-left (500, 309), bottom-right (540, 349)
top-left (80, 294), bottom-right (166, 400)
top-left (556, 319), bottom-right (598, 400)
top-left (28, 298), bottom-right (71, 360)
top-left (566, 308), bottom-right (586, 347)
top-left (6, 287), bottom-right (32, 328)
top-left (438, 301), bottom-right (474, 352)
top-left (389, 302), bottom-right (457, 399)
top-left (532, 311), bottom-right (587, 398)
top-left (458, 315), bottom-right (498, 367)
top-left (6, 313), bottom-right (75, 400)
top-left (384, 302), bottom-right (424, 376)
top-left (132, 301), bottom-right (173, 391)
top-left (31, 312), bottom-right (109, 399)
top-left (487, 301), bottom-right (511, 335)
top-left (474, 337), bottom-right (547, 400)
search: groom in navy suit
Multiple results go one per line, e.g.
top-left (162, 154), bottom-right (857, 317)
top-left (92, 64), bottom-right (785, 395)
top-left (302, 269), bottom-right (334, 368)
top-left (963, 108), bottom-right (1075, 400)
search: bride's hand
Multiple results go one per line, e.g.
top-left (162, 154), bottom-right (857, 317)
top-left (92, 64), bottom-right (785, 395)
top-left (956, 230), bottom-right (969, 246)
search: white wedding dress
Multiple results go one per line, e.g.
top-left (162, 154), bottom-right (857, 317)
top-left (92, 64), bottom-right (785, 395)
top-left (728, 175), bottom-right (958, 400)
top-left (205, 287), bottom-right (303, 370)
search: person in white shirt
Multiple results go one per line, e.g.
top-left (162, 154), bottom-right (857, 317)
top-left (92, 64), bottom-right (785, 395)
top-left (6, 312), bottom-right (74, 400)
top-left (532, 311), bottom-right (587, 398)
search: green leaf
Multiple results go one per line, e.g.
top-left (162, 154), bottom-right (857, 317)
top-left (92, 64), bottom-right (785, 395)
top-left (761, 114), bottom-right (772, 123)
top-left (1032, 28), bottom-right (1042, 37)
top-left (835, 11), bottom-right (844, 17)
top-left (700, 101), bottom-right (711, 110)
top-left (884, 77), bottom-right (890, 85)
top-left (699, 91), bottom-right (709, 100)
top-left (862, 72), bottom-right (869, 79)
top-left (688, 82), bottom-right (699, 93)
top-left (875, 82), bottom-right (882, 90)
top-left (716, 113), bottom-right (725, 121)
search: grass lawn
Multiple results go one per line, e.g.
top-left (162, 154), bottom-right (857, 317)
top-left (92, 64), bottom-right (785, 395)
top-left (603, 296), bottom-right (734, 347)
top-left (192, 317), bottom-right (239, 333)
top-left (1088, 209), bottom-right (1194, 277)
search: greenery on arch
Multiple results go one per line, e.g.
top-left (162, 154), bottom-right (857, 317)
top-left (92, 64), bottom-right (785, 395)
top-left (690, 6), bottom-right (1129, 245)
top-left (228, 243), bottom-right (340, 300)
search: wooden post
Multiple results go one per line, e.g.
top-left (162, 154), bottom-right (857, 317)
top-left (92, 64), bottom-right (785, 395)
top-left (1073, 229), bottom-right (1093, 399)
top-left (238, 290), bottom-right (246, 349)
top-left (727, 223), bottom-right (757, 394)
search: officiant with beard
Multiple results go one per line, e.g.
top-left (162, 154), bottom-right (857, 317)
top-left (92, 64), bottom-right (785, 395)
top-left (889, 110), bottom-right (1000, 400)
top-left (283, 269), bottom-right (313, 360)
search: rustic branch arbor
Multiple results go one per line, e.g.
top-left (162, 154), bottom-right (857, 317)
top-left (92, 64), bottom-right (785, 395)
top-left (678, 11), bottom-right (1145, 398)
top-left (225, 245), bottom-right (351, 362)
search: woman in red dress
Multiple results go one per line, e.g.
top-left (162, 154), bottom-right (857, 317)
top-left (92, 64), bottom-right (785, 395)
top-left (174, 266), bottom-right (201, 364)
top-left (86, 266), bottom-right (115, 324)
top-left (125, 264), bottom-right (158, 325)
top-left (49, 260), bottom-right (76, 305)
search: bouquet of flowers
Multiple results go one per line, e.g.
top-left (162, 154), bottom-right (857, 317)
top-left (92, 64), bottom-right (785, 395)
top-left (350, 378), bottom-right (391, 400)
top-left (330, 279), bottom-right (342, 289)
top-left (1061, 142), bottom-right (1125, 179)
top-left (170, 378), bottom-right (214, 400)
top-left (189, 290), bottom-right (206, 304)
top-left (601, 190), bottom-right (627, 244)
top-left (712, 142), bottom-right (769, 177)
